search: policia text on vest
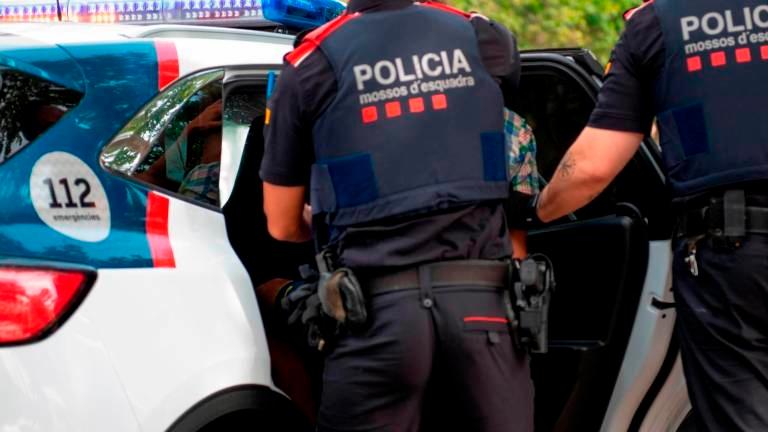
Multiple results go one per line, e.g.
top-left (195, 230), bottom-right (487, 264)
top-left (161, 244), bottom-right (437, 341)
top-left (353, 49), bottom-right (477, 105)
top-left (681, 6), bottom-right (768, 54)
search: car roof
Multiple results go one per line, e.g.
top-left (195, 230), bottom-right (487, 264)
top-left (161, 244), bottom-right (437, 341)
top-left (0, 22), bottom-right (294, 43)
top-left (0, 23), bottom-right (294, 73)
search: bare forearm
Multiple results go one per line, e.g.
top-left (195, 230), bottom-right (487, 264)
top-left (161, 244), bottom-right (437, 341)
top-left (536, 127), bottom-right (643, 223)
top-left (272, 220), bottom-right (312, 243)
top-left (537, 150), bottom-right (608, 222)
top-left (263, 182), bottom-right (312, 243)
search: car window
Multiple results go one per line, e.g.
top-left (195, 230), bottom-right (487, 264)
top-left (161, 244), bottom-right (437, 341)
top-left (102, 69), bottom-right (225, 208)
top-left (223, 84), bottom-right (266, 153)
top-left (219, 82), bottom-right (268, 207)
top-left (0, 69), bottom-right (82, 165)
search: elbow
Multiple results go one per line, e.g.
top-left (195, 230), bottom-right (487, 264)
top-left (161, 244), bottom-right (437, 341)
top-left (584, 162), bottom-right (616, 190)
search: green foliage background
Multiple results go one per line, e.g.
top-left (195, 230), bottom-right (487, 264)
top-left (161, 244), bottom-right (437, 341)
top-left (450, 0), bottom-right (640, 62)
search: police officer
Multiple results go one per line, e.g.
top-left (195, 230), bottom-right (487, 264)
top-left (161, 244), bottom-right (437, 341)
top-left (534, 0), bottom-right (768, 430)
top-left (260, 0), bottom-right (533, 430)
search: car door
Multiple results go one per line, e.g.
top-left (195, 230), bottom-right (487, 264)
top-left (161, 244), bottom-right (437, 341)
top-left (98, 68), bottom-right (275, 430)
top-left (517, 50), bottom-right (686, 432)
top-left (218, 66), bottom-right (316, 289)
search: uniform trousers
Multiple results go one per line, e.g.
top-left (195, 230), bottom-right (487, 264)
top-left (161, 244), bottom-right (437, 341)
top-left (674, 235), bottom-right (768, 431)
top-left (316, 276), bottom-right (534, 432)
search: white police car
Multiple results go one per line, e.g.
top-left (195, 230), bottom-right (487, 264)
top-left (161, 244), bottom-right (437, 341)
top-left (0, 1), bottom-right (694, 431)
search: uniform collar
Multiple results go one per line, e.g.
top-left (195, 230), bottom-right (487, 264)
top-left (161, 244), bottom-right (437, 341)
top-left (347, 0), bottom-right (415, 14)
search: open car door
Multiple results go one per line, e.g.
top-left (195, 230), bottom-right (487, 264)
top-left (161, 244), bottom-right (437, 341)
top-left (518, 50), bottom-right (688, 432)
top-left (226, 51), bottom-right (691, 432)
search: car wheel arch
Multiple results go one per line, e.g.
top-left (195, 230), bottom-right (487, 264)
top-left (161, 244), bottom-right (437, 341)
top-left (166, 384), bottom-right (311, 432)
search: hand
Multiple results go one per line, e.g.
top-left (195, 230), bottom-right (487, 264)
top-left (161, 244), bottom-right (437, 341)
top-left (280, 278), bottom-right (336, 351)
top-left (303, 204), bottom-right (313, 229)
top-left (281, 279), bottom-right (318, 324)
top-left (187, 99), bottom-right (222, 132)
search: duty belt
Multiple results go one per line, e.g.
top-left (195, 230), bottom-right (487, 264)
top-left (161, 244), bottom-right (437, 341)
top-left (363, 260), bottom-right (509, 295)
top-left (676, 190), bottom-right (768, 237)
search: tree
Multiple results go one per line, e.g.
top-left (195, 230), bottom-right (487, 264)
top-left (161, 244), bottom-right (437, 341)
top-left (451, 0), bottom-right (640, 62)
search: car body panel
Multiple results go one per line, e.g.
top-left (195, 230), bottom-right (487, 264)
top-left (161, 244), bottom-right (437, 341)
top-left (601, 240), bottom-right (676, 431)
top-left (0, 33), bottom-right (86, 91)
top-left (521, 51), bottom-right (680, 431)
top-left (0, 24), bottom-right (291, 269)
top-left (0, 295), bottom-right (142, 432)
top-left (85, 194), bottom-right (272, 432)
top-left (639, 356), bottom-right (691, 432)
top-left (0, 23), bottom-right (284, 431)
top-left (0, 37), bottom-right (162, 268)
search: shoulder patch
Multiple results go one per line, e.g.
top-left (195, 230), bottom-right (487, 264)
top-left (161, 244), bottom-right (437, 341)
top-left (285, 12), bottom-right (361, 67)
top-left (418, 1), bottom-right (471, 19)
top-left (623, 0), bottom-right (654, 21)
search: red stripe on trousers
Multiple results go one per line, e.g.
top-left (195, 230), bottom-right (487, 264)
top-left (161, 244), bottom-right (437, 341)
top-left (464, 316), bottom-right (509, 324)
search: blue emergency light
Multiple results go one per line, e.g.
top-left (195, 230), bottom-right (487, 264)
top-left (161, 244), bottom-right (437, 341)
top-left (262, 0), bottom-right (343, 29)
top-left (0, 0), bottom-right (344, 29)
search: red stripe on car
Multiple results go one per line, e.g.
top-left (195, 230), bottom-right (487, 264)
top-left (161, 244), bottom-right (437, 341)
top-left (155, 40), bottom-right (179, 91)
top-left (146, 192), bottom-right (176, 268)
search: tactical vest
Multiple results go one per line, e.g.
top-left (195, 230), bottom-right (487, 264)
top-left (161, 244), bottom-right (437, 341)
top-left (654, 0), bottom-right (768, 197)
top-left (302, 3), bottom-right (508, 228)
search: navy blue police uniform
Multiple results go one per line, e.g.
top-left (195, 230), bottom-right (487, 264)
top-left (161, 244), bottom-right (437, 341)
top-left (261, 0), bottom-right (534, 430)
top-left (593, 1), bottom-right (768, 430)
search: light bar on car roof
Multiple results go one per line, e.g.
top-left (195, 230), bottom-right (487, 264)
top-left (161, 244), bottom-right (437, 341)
top-left (64, 0), bottom-right (266, 25)
top-left (0, 0), bottom-right (344, 28)
top-left (262, 0), bottom-right (344, 29)
top-left (0, 0), bottom-right (59, 22)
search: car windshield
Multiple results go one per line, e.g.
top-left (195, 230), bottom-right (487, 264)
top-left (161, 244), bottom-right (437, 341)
top-left (0, 69), bottom-right (82, 164)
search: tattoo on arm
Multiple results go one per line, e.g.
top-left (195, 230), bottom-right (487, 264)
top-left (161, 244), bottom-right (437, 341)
top-left (558, 154), bottom-right (576, 179)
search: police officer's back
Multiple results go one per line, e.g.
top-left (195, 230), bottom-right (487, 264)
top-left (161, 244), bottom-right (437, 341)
top-left (260, 0), bottom-right (534, 430)
top-left (535, 1), bottom-right (768, 430)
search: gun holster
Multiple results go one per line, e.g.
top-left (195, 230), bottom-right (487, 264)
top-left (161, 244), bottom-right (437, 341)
top-left (316, 251), bottom-right (368, 326)
top-left (509, 255), bottom-right (555, 354)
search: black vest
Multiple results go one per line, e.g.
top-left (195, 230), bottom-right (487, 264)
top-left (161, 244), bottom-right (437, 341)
top-left (654, 0), bottom-right (768, 198)
top-left (307, 4), bottom-right (508, 228)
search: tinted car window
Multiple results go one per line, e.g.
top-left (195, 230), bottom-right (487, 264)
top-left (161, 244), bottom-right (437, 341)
top-left (0, 69), bottom-right (81, 164)
top-left (102, 69), bottom-right (224, 208)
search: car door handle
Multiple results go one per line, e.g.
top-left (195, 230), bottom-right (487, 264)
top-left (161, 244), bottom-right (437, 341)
top-left (651, 297), bottom-right (676, 310)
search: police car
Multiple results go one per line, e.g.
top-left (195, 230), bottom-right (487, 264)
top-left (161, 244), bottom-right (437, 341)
top-left (0, 1), bottom-right (692, 431)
